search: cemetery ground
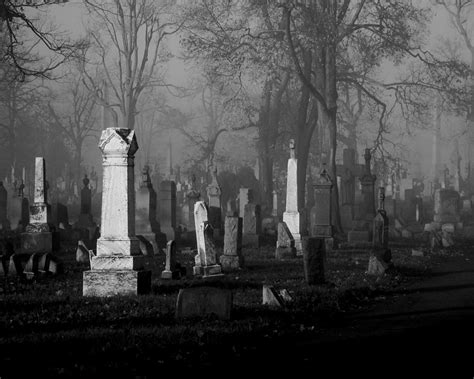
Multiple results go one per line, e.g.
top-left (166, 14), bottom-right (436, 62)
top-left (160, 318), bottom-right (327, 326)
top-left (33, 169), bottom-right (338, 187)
top-left (1, 236), bottom-right (474, 376)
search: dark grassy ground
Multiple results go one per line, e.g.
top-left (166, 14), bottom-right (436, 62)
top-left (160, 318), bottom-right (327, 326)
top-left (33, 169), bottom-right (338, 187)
top-left (0, 237), bottom-right (457, 376)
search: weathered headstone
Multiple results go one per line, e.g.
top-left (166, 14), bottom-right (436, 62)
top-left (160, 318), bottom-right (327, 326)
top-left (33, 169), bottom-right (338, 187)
top-left (434, 189), bottom-right (461, 224)
top-left (159, 178), bottom-right (177, 241)
top-left (310, 165), bottom-right (333, 240)
top-left (21, 158), bottom-right (57, 254)
top-left (0, 182), bottom-right (11, 230)
top-left (282, 140), bottom-right (303, 254)
top-left (220, 215), bottom-right (244, 270)
top-left (275, 222), bottom-right (296, 259)
top-left (302, 237), bottom-right (325, 285)
top-left (348, 149), bottom-right (376, 244)
top-left (193, 201), bottom-right (223, 277)
top-left (73, 175), bottom-right (98, 244)
top-left (83, 128), bottom-right (151, 297)
top-left (136, 165), bottom-right (159, 255)
top-left (242, 202), bottom-right (262, 248)
top-left (175, 286), bottom-right (232, 320)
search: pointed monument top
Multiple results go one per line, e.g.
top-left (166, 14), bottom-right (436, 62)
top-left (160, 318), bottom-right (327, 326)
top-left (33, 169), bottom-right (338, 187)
top-left (289, 139), bottom-right (295, 159)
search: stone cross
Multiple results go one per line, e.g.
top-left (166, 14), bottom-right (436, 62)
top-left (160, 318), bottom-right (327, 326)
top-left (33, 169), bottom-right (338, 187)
top-left (282, 139), bottom-right (302, 254)
top-left (83, 128), bottom-right (151, 297)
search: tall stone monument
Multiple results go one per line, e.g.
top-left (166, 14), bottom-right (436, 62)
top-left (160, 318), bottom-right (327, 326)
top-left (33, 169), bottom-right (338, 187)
top-left (282, 139), bottom-right (303, 254)
top-left (83, 128), bottom-right (151, 297)
top-left (0, 181), bottom-right (11, 230)
top-left (184, 175), bottom-right (200, 232)
top-left (21, 158), bottom-right (57, 254)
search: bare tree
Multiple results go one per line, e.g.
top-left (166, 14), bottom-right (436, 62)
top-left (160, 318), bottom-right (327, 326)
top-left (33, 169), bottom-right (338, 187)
top-left (47, 71), bottom-right (99, 186)
top-left (80, 0), bottom-right (182, 130)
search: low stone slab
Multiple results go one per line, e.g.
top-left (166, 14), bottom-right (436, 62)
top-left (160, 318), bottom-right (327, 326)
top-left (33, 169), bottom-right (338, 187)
top-left (367, 255), bottom-right (388, 276)
top-left (83, 270), bottom-right (151, 297)
top-left (175, 286), bottom-right (232, 320)
top-left (76, 240), bottom-right (91, 264)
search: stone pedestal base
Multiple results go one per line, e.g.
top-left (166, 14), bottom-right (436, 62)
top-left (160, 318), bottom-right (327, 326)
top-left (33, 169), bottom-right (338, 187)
top-left (161, 270), bottom-right (173, 279)
top-left (90, 255), bottom-right (144, 270)
top-left (83, 270), bottom-right (151, 297)
top-left (242, 234), bottom-right (262, 248)
top-left (21, 231), bottom-right (59, 254)
top-left (193, 264), bottom-right (224, 278)
top-left (219, 255), bottom-right (244, 270)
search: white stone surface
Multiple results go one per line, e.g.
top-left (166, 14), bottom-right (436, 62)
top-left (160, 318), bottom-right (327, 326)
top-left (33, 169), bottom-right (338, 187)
top-left (34, 157), bottom-right (46, 204)
top-left (97, 128), bottom-right (139, 256)
top-left (283, 154), bottom-right (302, 253)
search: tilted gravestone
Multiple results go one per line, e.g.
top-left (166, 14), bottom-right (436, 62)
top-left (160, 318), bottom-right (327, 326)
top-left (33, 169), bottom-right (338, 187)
top-left (192, 201), bottom-right (223, 278)
top-left (275, 222), bottom-right (296, 260)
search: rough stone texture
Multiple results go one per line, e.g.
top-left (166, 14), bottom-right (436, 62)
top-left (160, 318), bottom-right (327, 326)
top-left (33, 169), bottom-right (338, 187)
top-left (0, 181), bottom-right (10, 230)
top-left (90, 255), bottom-right (144, 270)
top-left (262, 285), bottom-right (285, 307)
top-left (243, 203), bottom-right (261, 234)
top-left (175, 287), bottom-right (232, 320)
top-left (83, 128), bottom-right (150, 297)
top-left (193, 202), bottom-right (223, 277)
top-left (275, 222), bottom-right (296, 259)
top-left (302, 237), bottom-right (325, 285)
top-left (83, 270), bottom-right (151, 297)
top-left (220, 216), bottom-right (243, 271)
